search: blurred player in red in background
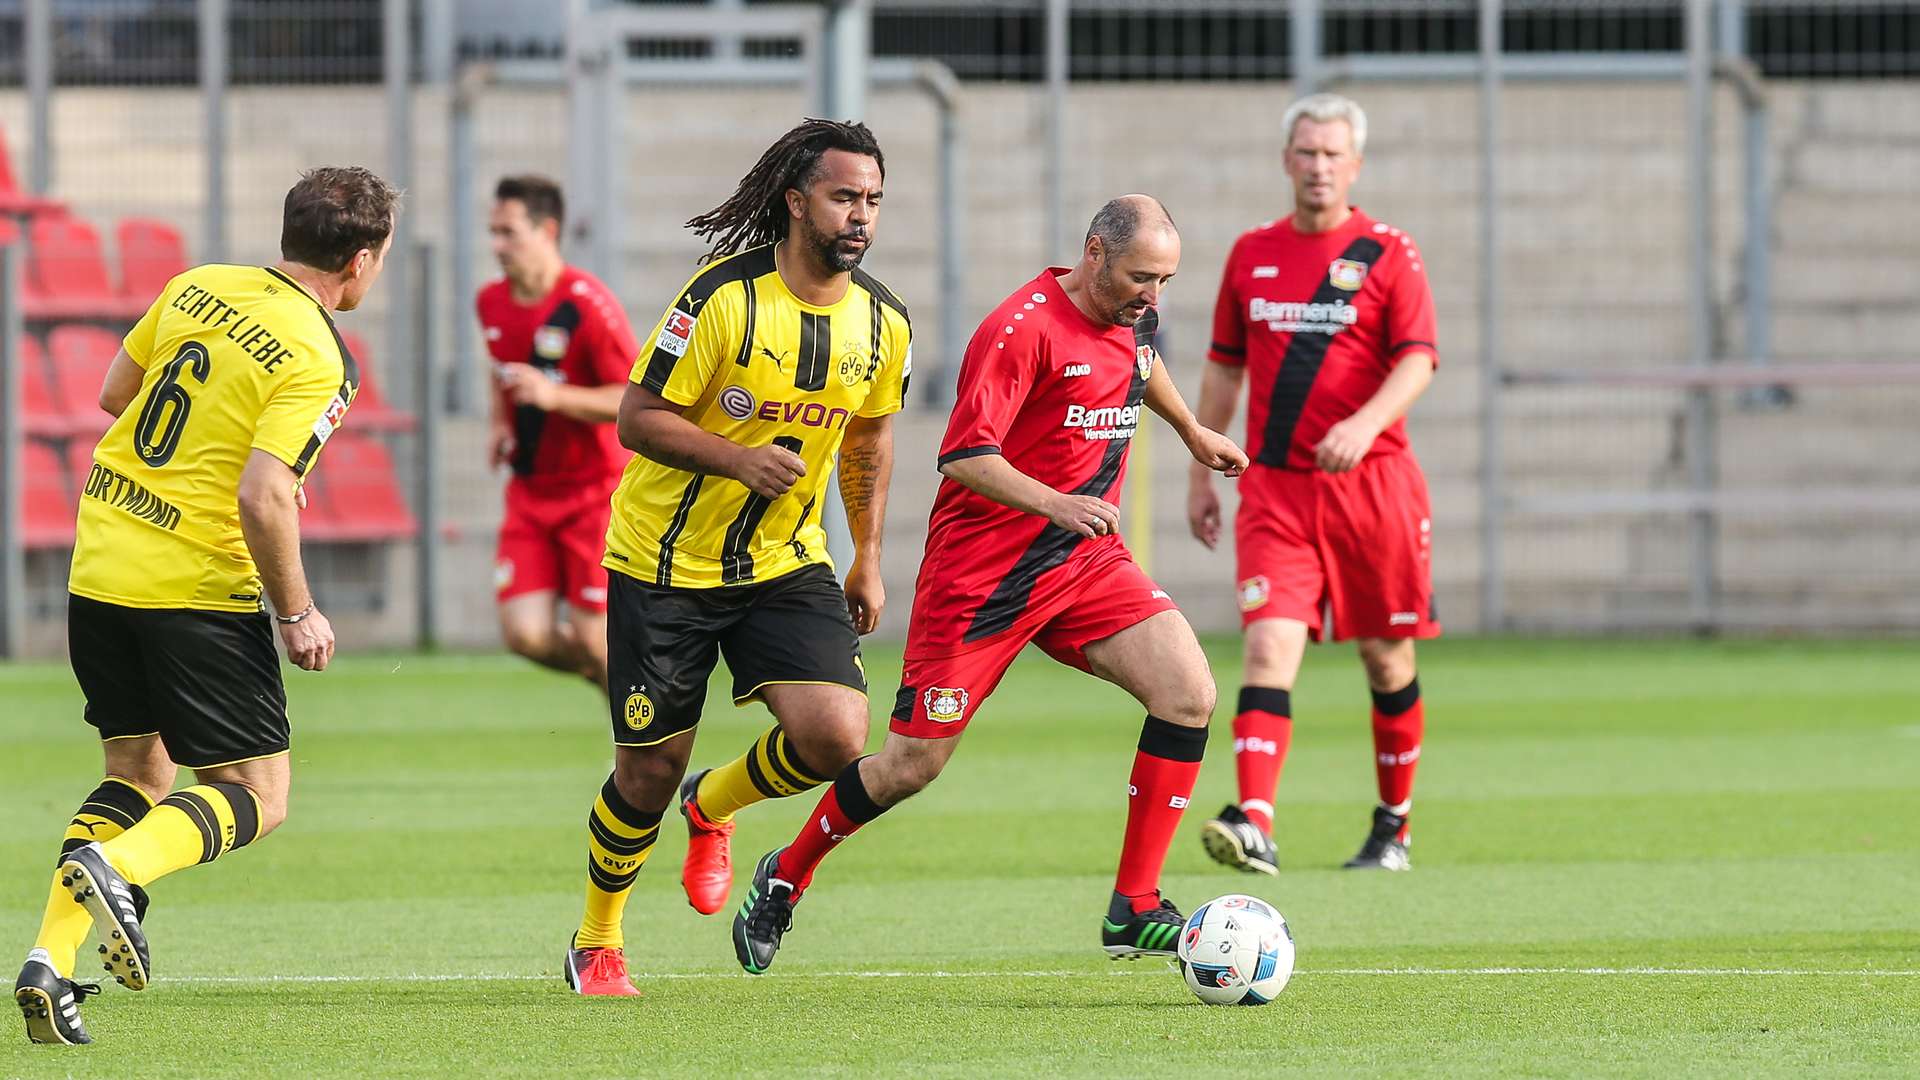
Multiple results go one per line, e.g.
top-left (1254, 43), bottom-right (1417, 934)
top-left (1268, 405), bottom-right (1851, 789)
top-left (729, 195), bottom-right (1248, 974)
top-left (1189, 93), bottom-right (1440, 874)
top-left (477, 175), bottom-right (639, 693)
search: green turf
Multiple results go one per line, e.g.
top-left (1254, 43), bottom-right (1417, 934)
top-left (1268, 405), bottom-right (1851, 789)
top-left (2, 637), bottom-right (1917, 1077)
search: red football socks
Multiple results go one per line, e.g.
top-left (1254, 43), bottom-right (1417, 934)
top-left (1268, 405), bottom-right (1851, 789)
top-left (774, 758), bottom-right (887, 893)
top-left (1370, 677), bottom-right (1424, 814)
top-left (1231, 686), bottom-right (1292, 833)
top-left (1114, 715), bottom-right (1208, 911)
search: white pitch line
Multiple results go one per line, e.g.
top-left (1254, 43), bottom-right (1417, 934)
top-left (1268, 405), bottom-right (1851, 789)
top-left (1310, 967), bottom-right (1920, 977)
top-left (153, 966), bottom-right (1920, 986)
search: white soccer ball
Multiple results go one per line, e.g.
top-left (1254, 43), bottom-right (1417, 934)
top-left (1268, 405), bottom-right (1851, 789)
top-left (1175, 894), bottom-right (1295, 1006)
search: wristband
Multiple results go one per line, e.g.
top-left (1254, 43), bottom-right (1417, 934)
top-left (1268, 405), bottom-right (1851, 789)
top-left (275, 603), bottom-right (315, 625)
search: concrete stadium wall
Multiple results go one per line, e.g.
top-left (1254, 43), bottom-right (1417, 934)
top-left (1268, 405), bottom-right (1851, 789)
top-left (10, 77), bottom-right (1917, 651)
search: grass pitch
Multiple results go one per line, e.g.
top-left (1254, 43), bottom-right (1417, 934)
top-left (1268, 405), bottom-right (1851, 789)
top-left (2, 636), bottom-right (1917, 1077)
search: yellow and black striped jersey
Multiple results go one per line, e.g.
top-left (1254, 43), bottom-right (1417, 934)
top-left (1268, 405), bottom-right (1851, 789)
top-left (604, 244), bottom-right (911, 588)
top-left (68, 264), bottom-right (358, 612)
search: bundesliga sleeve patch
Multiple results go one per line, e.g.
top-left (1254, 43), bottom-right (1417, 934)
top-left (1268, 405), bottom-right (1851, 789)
top-left (657, 310), bottom-right (697, 358)
top-left (310, 394), bottom-right (349, 444)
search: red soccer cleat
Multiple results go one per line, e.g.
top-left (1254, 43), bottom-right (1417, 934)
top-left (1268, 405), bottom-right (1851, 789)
top-left (679, 768), bottom-right (735, 915)
top-left (563, 935), bottom-right (640, 997)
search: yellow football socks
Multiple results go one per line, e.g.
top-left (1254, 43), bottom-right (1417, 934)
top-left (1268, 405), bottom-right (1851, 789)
top-left (97, 783), bottom-right (262, 887)
top-left (694, 724), bottom-right (830, 824)
top-left (33, 777), bottom-right (152, 977)
top-left (577, 777), bottom-right (661, 949)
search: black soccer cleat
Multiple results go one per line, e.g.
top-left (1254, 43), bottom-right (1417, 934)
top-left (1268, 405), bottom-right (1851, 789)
top-left (1101, 891), bottom-right (1186, 959)
top-left (1342, 804), bottom-right (1412, 871)
top-left (1199, 804), bottom-right (1280, 876)
top-left (15, 952), bottom-right (101, 1045)
top-left (732, 848), bottom-right (798, 975)
top-left (59, 843), bottom-right (150, 990)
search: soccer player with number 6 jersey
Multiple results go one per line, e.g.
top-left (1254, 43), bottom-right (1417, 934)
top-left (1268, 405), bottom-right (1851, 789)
top-left (730, 195), bottom-right (1249, 974)
top-left (1190, 94), bottom-right (1441, 876)
top-left (14, 167), bottom-right (399, 1044)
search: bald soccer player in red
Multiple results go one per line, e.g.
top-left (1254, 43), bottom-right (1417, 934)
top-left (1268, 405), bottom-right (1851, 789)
top-left (728, 195), bottom-right (1249, 973)
top-left (1190, 93), bottom-right (1440, 874)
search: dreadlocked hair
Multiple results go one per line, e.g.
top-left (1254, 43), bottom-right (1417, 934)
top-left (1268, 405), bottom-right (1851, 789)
top-left (686, 118), bottom-right (885, 264)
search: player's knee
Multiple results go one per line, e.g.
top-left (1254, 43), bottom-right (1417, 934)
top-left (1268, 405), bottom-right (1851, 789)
top-left (866, 747), bottom-right (943, 805)
top-left (1243, 626), bottom-right (1303, 686)
top-left (1358, 639), bottom-right (1415, 692)
top-left (232, 780), bottom-right (289, 839)
top-left (500, 621), bottom-right (553, 662)
top-left (610, 744), bottom-right (687, 813)
top-left (1160, 685), bottom-right (1215, 729)
top-left (790, 721), bottom-right (867, 776)
top-left (114, 766), bottom-right (176, 804)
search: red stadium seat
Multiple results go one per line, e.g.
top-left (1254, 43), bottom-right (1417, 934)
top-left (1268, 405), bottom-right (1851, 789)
top-left (302, 432), bottom-right (415, 541)
top-left (0, 128), bottom-right (65, 218)
top-left (336, 330), bottom-right (413, 431)
top-left (116, 217), bottom-right (189, 301)
top-left (15, 335), bottom-right (68, 436)
top-left (47, 324), bottom-right (121, 434)
top-left (22, 439), bottom-right (77, 547)
top-left (26, 216), bottom-right (143, 320)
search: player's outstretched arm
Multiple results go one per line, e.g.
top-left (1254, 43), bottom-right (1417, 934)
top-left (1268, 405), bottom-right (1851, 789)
top-left (617, 382), bottom-right (804, 498)
top-left (1143, 354), bottom-right (1247, 479)
top-left (940, 453), bottom-right (1120, 540)
top-left (1314, 350), bottom-right (1435, 474)
top-left (838, 414), bottom-right (893, 634)
top-left (237, 450), bottom-right (335, 671)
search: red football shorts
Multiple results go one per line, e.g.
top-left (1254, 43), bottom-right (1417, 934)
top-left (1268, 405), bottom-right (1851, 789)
top-left (495, 476), bottom-right (619, 613)
top-left (1233, 452), bottom-right (1440, 641)
top-left (891, 543), bottom-right (1178, 739)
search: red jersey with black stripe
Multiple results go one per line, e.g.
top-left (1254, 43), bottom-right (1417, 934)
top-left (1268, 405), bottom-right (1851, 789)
top-left (909, 267), bottom-right (1157, 656)
top-left (1207, 209), bottom-right (1437, 470)
top-left (476, 266), bottom-right (638, 487)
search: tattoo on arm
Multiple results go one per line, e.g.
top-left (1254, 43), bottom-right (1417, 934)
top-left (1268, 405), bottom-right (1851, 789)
top-left (840, 444), bottom-right (879, 522)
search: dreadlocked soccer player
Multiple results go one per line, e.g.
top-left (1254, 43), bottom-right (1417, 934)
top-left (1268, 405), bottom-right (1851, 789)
top-left (560, 119), bottom-right (911, 995)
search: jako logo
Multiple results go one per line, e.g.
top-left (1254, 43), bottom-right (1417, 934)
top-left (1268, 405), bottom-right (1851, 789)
top-left (1063, 363), bottom-right (1091, 377)
top-left (757, 400), bottom-right (853, 429)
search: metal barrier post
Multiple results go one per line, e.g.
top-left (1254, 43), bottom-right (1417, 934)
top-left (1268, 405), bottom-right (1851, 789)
top-left (200, 0), bottom-right (229, 263)
top-left (824, 0), bottom-right (872, 120)
top-left (1685, 0), bottom-right (1719, 629)
top-left (1044, 0), bottom-right (1069, 263)
top-left (385, 0), bottom-right (415, 417)
top-left (1478, 0), bottom-right (1504, 631)
top-left (928, 62), bottom-right (965, 409)
top-left (449, 64), bottom-right (481, 416)
top-left (1292, 0), bottom-right (1322, 94)
top-left (25, 0), bottom-right (51, 194)
top-left (0, 247), bottom-right (24, 657)
top-left (415, 241), bottom-right (440, 650)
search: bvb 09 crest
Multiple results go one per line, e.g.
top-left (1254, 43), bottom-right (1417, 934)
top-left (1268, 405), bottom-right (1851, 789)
top-left (623, 692), bottom-right (654, 732)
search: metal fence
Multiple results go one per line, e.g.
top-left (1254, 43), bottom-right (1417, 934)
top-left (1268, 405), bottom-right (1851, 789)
top-left (2, 0), bottom-right (1918, 657)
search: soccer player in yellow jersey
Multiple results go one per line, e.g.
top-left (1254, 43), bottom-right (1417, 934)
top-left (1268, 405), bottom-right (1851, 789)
top-left (563, 120), bottom-right (910, 995)
top-left (13, 167), bottom-right (399, 1045)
